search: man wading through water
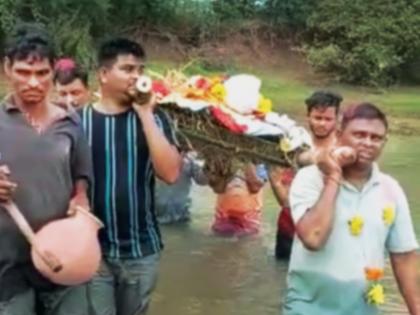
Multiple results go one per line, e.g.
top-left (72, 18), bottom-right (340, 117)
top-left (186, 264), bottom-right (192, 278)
top-left (270, 90), bottom-right (342, 259)
top-left (0, 24), bottom-right (92, 315)
top-left (80, 38), bottom-right (181, 315)
top-left (283, 103), bottom-right (420, 315)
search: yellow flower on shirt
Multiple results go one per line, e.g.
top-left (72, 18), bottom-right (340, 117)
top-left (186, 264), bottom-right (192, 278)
top-left (348, 215), bottom-right (364, 236)
top-left (366, 283), bottom-right (385, 305)
top-left (382, 204), bottom-right (395, 226)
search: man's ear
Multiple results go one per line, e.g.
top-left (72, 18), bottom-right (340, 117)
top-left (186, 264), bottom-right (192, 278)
top-left (98, 67), bottom-right (108, 84)
top-left (4, 57), bottom-right (12, 77)
top-left (382, 134), bottom-right (389, 146)
top-left (305, 113), bottom-right (310, 126)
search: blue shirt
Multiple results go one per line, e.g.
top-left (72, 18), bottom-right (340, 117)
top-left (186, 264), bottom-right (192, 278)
top-left (283, 164), bottom-right (418, 315)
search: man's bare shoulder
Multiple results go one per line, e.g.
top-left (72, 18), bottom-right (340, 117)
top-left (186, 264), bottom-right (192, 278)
top-left (296, 149), bottom-right (316, 167)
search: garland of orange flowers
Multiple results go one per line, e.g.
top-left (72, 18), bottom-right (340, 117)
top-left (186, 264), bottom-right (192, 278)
top-left (347, 204), bottom-right (396, 306)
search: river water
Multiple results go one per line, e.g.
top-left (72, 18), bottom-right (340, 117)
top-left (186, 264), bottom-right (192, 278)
top-left (151, 135), bottom-right (420, 315)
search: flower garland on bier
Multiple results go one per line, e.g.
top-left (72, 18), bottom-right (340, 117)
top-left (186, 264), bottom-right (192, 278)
top-left (133, 71), bottom-right (312, 189)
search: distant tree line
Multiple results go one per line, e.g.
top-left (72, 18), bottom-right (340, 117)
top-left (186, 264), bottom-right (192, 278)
top-left (1, 0), bottom-right (420, 86)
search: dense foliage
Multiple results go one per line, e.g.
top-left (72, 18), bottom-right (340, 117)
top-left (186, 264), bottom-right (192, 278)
top-left (1, 0), bottom-right (419, 85)
top-left (305, 0), bottom-right (420, 86)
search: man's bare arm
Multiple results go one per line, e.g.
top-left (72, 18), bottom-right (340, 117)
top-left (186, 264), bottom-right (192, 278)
top-left (391, 251), bottom-right (420, 315)
top-left (134, 97), bottom-right (181, 184)
top-left (69, 179), bottom-right (90, 213)
top-left (268, 167), bottom-right (290, 207)
top-left (295, 176), bottom-right (340, 250)
top-left (295, 148), bottom-right (342, 251)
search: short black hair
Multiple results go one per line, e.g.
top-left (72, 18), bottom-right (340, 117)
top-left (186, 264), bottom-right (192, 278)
top-left (305, 90), bottom-right (343, 114)
top-left (341, 102), bottom-right (388, 130)
top-left (97, 38), bottom-right (146, 68)
top-left (54, 66), bottom-right (88, 87)
top-left (5, 23), bottom-right (55, 65)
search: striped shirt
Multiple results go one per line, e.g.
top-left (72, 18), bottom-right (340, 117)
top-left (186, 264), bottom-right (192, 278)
top-left (79, 105), bottom-right (177, 259)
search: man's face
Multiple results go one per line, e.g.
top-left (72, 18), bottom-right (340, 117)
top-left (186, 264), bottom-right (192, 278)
top-left (307, 106), bottom-right (338, 139)
top-left (5, 57), bottom-right (53, 106)
top-left (338, 118), bottom-right (387, 167)
top-left (55, 78), bottom-right (89, 109)
top-left (99, 54), bottom-right (144, 102)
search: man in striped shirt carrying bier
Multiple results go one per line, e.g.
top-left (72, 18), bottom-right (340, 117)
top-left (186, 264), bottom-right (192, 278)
top-left (79, 38), bottom-right (182, 315)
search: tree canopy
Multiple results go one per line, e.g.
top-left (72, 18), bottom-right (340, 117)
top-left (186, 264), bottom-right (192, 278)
top-left (1, 0), bottom-right (419, 86)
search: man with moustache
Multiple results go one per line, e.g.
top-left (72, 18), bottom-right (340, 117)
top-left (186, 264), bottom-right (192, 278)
top-left (283, 103), bottom-right (419, 315)
top-left (0, 25), bottom-right (92, 315)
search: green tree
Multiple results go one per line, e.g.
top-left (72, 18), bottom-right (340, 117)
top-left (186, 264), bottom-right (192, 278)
top-left (305, 0), bottom-right (420, 86)
top-left (262, 0), bottom-right (316, 31)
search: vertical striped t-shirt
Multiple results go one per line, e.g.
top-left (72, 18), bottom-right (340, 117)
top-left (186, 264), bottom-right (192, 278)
top-left (80, 105), bottom-right (177, 259)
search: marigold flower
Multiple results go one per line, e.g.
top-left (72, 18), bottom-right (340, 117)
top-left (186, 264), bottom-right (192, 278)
top-left (258, 95), bottom-right (272, 114)
top-left (364, 267), bottom-right (384, 281)
top-left (382, 204), bottom-right (395, 226)
top-left (209, 83), bottom-right (227, 102)
top-left (209, 76), bottom-right (224, 86)
top-left (185, 88), bottom-right (206, 99)
top-left (348, 215), bottom-right (364, 236)
top-left (366, 283), bottom-right (385, 305)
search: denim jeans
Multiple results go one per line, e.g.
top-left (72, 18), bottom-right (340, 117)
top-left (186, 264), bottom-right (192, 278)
top-left (0, 284), bottom-right (90, 315)
top-left (88, 253), bottom-right (160, 315)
